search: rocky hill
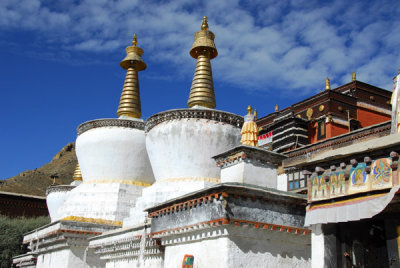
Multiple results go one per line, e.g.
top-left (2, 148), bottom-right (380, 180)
top-left (0, 143), bottom-right (77, 196)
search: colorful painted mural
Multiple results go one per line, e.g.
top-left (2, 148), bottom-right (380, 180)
top-left (349, 163), bottom-right (369, 194)
top-left (330, 172), bottom-right (346, 197)
top-left (370, 158), bottom-right (392, 190)
top-left (182, 255), bottom-right (194, 268)
top-left (308, 156), bottom-right (399, 202)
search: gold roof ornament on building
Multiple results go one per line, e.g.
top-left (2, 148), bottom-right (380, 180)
top-left (275, 104), bottom-right (279, 112)
top-left (187, 16), bottom-right (218, 109)
top-left (241, 105), bottom-right (260, 147)
top-left (306, 108), bottom-right (313, 120)
top-left (325, 76), bottom-right (331, 90)
top-left (117, 34), bottom-right (146, 118)
top-left (352, 72), bottom-right (356, 81)
top-left (73, 163), bottom-right (83, 181)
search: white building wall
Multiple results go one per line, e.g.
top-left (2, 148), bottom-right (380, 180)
top-left (277, 173), bottom-right (288, 191)
top-left (162, 226), bottom-right (311, 268)
top-left (35, 247), bottom-right (92, 268)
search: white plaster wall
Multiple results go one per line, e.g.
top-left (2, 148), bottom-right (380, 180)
top-left (124, 180), bottom-right (215, 227)
top-left (311, 224), bottom-right (324, 268)
top-left (164, 236), bottom-right (230, 268)
top-left (46, 190), bottom-right (69, 222)
top-left (221, 161), bottom-right (278, 189)
top-left (104, 257), bottom-right (163, 268)
top-left (146, 118), bottom-right (241, 182)
top-left (36, 247), bottom-right (98, 268)
top-left (59, 182), bottom-right (144, 222)
top-left (221, 162), bottom-right (245, 183)
top-left (226, 233), bottom-right (310, 268)
top-left (163, 226), bottom-right (311, 268)
top-left (277, 173), bottom-right (288, 191)
top-left (36, 249), bottom-right (70, 268)
top-left (243, 161), bottom-right (277, 188)
top-left (76, 126), bottom-right (154, 184)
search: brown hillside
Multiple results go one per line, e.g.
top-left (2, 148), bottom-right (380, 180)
top-left (0, 143), bottom-right (77, 196)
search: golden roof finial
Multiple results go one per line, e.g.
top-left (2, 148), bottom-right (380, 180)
top-left (247, 105), bottom-right (252, 114)
top-left (275, 104), bottom-right (279, 112)
top-left (73, 163), bottom-right (83, 181)
top-left (325, 76), bottom-right (331, 90)
top-left (352, 72), bottom-right (356, 81)
top-left (117, 34), bottom-right (146, 118)
top-left (187, 17), bottom-right (218, 109)
top-left (132, 34), bottom-right (137, 47)
top-left (201, 16), bottom-right (209, 30)
top-left (241, 106), bottom-right (259, 147)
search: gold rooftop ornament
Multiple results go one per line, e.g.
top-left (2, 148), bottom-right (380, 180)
top-left (275, 104), bottom-right (279, 112)
top-left (241, 105), bottom-right (260, 147)
top-left (73, 163), bottom-right (83, 181)
top-left (187, 16), bottom-right (218, 109)
top-left (117, 34), bottom-right (146, 118)
top-left (325, 76), bottom-right (331, 90)
top-left (352, 72), bottom-right (356, 81)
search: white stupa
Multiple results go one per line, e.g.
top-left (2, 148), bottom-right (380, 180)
top-left (58, 34), bottom-right (155, 226)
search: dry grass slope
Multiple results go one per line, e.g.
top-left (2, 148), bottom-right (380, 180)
top-left (0, 143), bottom-right (77, 196)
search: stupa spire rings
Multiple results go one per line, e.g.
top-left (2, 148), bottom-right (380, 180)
top-left (117, 34), bottom-right (146, 118)
top-left (73, 163), bottom-right (83, 181)
top-left (188, 17), bottom-right (218, 109)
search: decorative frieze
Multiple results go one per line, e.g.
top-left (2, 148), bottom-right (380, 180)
top-left (145, 108), bottom-right (243, 133)
top-left (308, 152), bottom-right (399, 202)
top-left (150, 217), bottom-right (310, 242)
top-left (213, 145), bottom-right (287, 168)
top-left (77, 118), bottom-right (145, 135)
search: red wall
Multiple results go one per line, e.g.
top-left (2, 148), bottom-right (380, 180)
top-left (327, 122), bottom-right (348, 138)
top-left (357, 108), bottom-right (390, 128)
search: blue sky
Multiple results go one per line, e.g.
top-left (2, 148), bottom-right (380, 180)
top-left (1, 0), bottom-right (399, 179)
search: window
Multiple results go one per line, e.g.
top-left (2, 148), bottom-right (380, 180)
top-left (317, 119), bottom-right (326, 140)
top-left (287, 169), bottom-right (307, 191)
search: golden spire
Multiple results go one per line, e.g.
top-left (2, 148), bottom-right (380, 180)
top-left (187, 16), bottom-right (218, 109)
top-left (73, 163), bottom-right (83, 181)
top-left (352, 72), bottom-right (356, 81)
top-left (117, 34), bottom-right (146, 118)
top-left (325, 76), bottom-right (331, 90)
top-left (241, 105), bottom-right (259, 147)
top-left (275, 104), bottom-right (279, 112)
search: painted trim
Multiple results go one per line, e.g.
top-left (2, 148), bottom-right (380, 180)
top-left (61, 216), bottom-right (123, 226)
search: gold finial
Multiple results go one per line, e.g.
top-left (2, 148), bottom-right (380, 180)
top-left (398, 67), bottom-right (400, 74)
top-left (325, 76), bottom-right (331, 90)
top-left (247, 105), bottom-right (252, 115)
top-left (117, 34), bottom-right (146, 118)
top-left (352, 72), bottom-right (356, 81)
top-left (241, 106), bottom-right (259, 147)
top-left (275, 104), bottom-right (279, 112)
top-left (132, 34), bottom-right (137, 47)
top-left (187, 17), bottom-right (218, 109)
top-left (73, 163), bottom-right (83, 181)
top-left (201, 16), bottom-right (209, 30)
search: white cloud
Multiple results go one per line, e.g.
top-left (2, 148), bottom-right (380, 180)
top-left (0, 0), bottom-right (399, 95)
